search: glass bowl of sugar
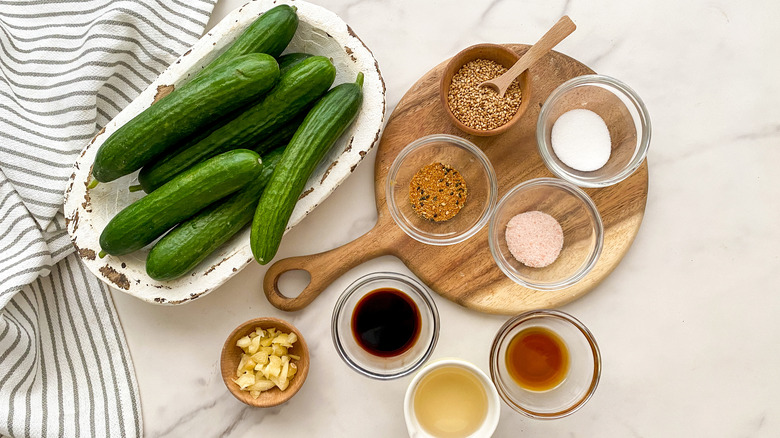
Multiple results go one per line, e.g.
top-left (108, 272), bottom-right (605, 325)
top-left (488, 178), bottom-right (603, 291)
top-left (537, 74), bottom-right (651, 188)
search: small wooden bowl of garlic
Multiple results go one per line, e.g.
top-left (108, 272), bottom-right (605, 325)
top-left (220, 317), bottom-right (310, 407)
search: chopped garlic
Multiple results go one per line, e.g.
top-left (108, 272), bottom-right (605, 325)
top-left (234, 326), bottom-right (301, 398)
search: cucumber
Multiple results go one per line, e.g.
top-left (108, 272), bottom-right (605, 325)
top-left (278, 52), bottom-right (312, 75)
top-left (134, 115), bottom-right (302, 194)
top-left (140, 55), bottom-right (308, 168)
top-left (99, 149), bottom-right (263, 256)
top-left (249, 114), bottom-right (305, 156)
top-left (137, 56), bottom-right (335, 192)
top-left (198, 5), bottom-right (298, 78)
top-left (146, 148), bottom-right (285, 281)
top-left (93, 54), bottom-right (278, 183)
top-left (251, 73), bottom-right (364, 264)
top-left (164, 52), bottom-right (296, 157)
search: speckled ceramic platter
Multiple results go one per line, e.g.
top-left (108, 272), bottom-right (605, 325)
top-left (63, 0), bottom-right (386, 305)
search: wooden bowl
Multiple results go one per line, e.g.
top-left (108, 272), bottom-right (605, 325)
top-left (220, 317), bottom-right (310, 407)
top-left (440, 43), bottom-right (531, 137)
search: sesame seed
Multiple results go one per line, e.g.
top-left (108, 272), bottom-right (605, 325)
top-left (447, 59), bottom-right (522, 130)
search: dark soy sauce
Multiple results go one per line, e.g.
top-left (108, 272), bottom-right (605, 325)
top-left (351, 288), bottom-right (421, 357)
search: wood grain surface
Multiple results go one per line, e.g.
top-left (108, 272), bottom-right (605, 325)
top-left (264, 44), bottom-right (648, 314)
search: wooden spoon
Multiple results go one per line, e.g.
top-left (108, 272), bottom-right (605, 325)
top-left (480, 16), bottom-right (576, 97)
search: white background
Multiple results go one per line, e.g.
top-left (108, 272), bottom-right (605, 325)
top-left (112, 0), bottom-right (780, 436)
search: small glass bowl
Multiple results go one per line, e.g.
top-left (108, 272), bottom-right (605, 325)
top-left (386, 134), bottom-right (498, 245)
top-left (537, 74), bottom-right (651, 188)
top-left (490, 310), bottom-right (601, 419)
top-left (331, 272), bottom-right (440, 380)
top-left (488, 178), bottom-right (603, 291)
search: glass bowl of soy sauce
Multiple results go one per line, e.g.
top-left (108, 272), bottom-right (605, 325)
top-left (332, 272), bottom-right (440, 380)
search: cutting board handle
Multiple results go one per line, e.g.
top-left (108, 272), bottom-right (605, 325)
top-left (263, 225), bottom-right (396, 311)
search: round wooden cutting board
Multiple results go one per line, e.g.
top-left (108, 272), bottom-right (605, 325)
top-left (263, 44), bottom-right (648, 314)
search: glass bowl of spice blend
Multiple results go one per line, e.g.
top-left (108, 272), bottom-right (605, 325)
top-left (440, 43), bottom-right (530, 136)
top-left (537, 74), bottom-right (651, 188)
top-left (386, 134), bottom-right (498, 245)
top-left (488, 178), bottom-right (603, 290)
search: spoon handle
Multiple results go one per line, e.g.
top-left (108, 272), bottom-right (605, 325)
top-left (498, 16), bottom-right (577, 88)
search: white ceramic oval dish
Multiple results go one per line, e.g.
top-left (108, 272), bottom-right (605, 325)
top-left (63, 0), bottom-right (386, 305)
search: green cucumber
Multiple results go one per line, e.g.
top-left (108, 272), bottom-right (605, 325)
top-left (278, 52), bottom-right (312, 75)
top-left (198, 5), bottom-right (298, 78)
top-left (251, 73), bottom-right (364, 264)
top-left (93, 54), bottom-right (278, 183)
top-left (137, 56), bottom-right (335, 192)
top-left (249, 114), bottom-right (305, 155)
top-left (99, 149), bottom-right (263, 256)
top-left (146, 148), bottom-right (285, 280)
top-left (133, 116), bottom-right (301, 194)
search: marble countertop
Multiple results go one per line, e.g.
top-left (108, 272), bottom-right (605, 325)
top-left (111, 0), bottom-right (780, 436)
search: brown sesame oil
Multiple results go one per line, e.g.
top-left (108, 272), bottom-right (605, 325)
top-left (505, 326), bottom-right (570, 391)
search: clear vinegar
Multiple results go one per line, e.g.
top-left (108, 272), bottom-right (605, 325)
top-left (413, 366), bottom-right (488, 438)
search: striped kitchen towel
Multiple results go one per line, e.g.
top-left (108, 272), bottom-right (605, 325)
top-left (0, 1), bottom-right (217, 436)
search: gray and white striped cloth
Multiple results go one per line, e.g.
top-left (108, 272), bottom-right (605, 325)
top-left (0, 1), bottom-right (217, 436)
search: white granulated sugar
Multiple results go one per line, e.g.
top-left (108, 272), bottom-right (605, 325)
top-left (551, 109), bottom-right (611, 172)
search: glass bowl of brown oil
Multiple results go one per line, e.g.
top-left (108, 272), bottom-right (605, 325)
top-left (489, 309), bottom-right (601, 419)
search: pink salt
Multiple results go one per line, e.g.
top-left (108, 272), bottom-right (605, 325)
top-left (505, 211), bottom-right (564, 268)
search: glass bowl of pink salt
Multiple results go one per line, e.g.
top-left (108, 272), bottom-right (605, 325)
top-left (488, 178), bottom-right (603, 291)
top-left (537, 74), bottom-right (651, 188)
